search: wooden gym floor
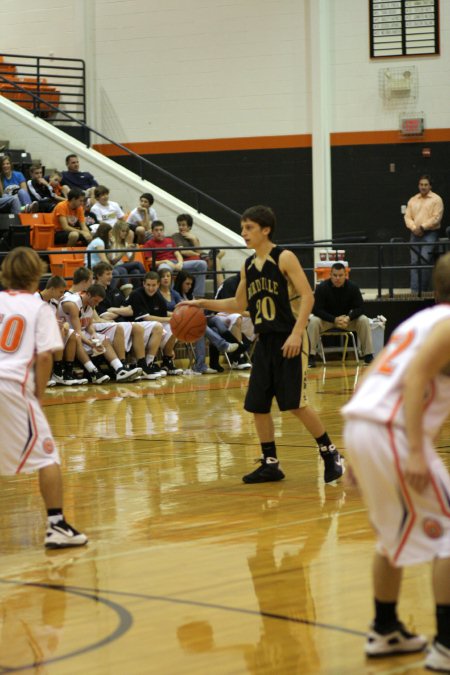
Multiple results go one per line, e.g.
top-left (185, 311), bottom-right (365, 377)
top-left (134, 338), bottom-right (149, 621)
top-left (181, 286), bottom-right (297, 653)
top-left (0, 364), bottom-right (448, 674)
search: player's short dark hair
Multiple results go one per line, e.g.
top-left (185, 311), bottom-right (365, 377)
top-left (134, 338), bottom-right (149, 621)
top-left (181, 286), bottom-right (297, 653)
top-left (0, 247), bottom-right (46, 290)
top-left (144, 271), bottom-right (160, 282)
top-left (331, 262), bottom-right (346, 272)
top-left (241, 205), bottom-right (276, 240)
top-left (30, 163), bottom-right (43, 174)
top-left (65, 153), bottom-right (78, 165)
top-left (86, 283), bottom-right (106, 299)
top-left (151, 220), bottom-right (164, 230)
top-left (94, 185), bottom-right (109, 199)
top-left (419, 174), bottom-right (432, 185)
top-left (46, 275), bottom-right (66, 289)
top-left (433, 252), bottom-right (450, 302)
top-left (68, 188), bottom-right (83, 201)
top-left (73, 267), bottom-right (93, 284)
top-left (140, 193), bottom-right (154, 205)
top-left (93, 261), bottom-right (113, 277)
top-left (177, 213), bottom-right (193, 228)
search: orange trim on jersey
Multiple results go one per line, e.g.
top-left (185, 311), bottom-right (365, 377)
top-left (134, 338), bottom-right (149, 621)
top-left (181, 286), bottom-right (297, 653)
top-left (429, 473), bottom-right (450, 518)
top-left (16, 401), bottom-right (38, 474)
top-left (387, 422), bottom-right (417, 565)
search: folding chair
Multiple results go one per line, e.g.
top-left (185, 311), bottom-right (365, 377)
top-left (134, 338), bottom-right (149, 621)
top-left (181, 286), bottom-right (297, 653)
top-left (317, 329), bottom-right (359, 364)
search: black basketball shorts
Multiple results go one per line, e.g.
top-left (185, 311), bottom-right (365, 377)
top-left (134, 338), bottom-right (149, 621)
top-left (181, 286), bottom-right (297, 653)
top-left (244, 331), bottom-right (309, 414)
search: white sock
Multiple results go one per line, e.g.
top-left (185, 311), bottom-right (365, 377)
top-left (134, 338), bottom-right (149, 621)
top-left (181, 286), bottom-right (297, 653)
top-left (111, 358), bottom-right (123, 371)
top-left (48, 513), bottom-right (64, 525)
top-left (146, 354), bottom-right (155, 365)
top-left (84, 360), bottom-right (96, 373)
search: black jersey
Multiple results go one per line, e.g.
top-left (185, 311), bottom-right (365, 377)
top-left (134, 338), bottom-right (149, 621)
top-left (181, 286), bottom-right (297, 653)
top-left (245, 246), bottom-right (296, 334)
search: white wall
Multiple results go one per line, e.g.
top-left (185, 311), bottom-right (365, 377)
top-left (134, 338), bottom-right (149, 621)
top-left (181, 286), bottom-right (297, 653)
top-left (0, 0), bottom-right (448, 140)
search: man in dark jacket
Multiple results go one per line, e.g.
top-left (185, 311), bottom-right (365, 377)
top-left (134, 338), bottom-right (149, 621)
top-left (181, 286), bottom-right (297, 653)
top-left (307, 262), bottom-right (373, 367)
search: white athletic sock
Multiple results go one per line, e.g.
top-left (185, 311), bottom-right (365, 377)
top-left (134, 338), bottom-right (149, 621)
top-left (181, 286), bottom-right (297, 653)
top-left (111, 358), bottom-right (123, 372)
top-left (146, 354), bottom-right (155, 365)
top-left (84, 360), bottom-right (96, 373)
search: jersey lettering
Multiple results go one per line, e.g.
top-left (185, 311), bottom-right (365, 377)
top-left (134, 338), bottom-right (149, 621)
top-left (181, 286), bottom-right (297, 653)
top-left (0, 315), bottom-right (26, 353)
top-left (376, 329), bottom-right (415, 375)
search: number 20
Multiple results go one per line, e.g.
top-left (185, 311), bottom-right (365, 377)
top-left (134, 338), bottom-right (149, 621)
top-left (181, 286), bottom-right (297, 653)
top-left (254, 297), bottom-right (276, 324)
top-left (0, 315), bottom-right (26, 353)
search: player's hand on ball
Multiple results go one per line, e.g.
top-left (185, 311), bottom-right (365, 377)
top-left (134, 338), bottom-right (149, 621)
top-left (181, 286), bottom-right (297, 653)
top-left (404, 452), bottom-right (430, 493)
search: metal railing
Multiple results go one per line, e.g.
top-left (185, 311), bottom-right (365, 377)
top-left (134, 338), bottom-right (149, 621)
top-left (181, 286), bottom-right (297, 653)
top-left (0, 53), bottom-right (86, 123)
top-left (35, 238), bottom-right (450, 298)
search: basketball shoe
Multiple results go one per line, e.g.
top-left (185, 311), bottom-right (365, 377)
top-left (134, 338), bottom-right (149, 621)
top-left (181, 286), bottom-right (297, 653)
top-left (88, 370), bottom-right (110, 385)
top-left (141, 362), bottom-right (164, 380)
top-left (114, 365), bottom-right (141, 382)
top-left (45, 520), bottom-right (88, 549)
top-left (319, 444), bottom-right (345, 483)
top-left (161, 356), bottom-right (183, 376)
top-left (242, 457), bottom-right (285, 484)
top-left (365, 622), bottom-right (428, 657)
top-left (425, 640), bottom-right (450, 672)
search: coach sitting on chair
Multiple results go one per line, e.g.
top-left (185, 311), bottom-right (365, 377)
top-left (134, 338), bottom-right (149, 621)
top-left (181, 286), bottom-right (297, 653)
top-left (307, 262), bottom-right (374, 367)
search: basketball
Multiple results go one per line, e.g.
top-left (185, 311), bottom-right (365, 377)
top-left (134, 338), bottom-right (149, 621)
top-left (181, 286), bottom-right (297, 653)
top-left (170, 304), bottom-right (206, 342)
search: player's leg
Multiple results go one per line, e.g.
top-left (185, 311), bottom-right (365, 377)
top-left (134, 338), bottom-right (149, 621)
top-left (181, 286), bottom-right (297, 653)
top-left (61, 331), bottom-right (88, 384)
top-left (161, 327), bottom-right (183, 375)
top-left (242, 412), bottom-right (285, 484)
top-left (426, 557), bottom-right (450, 671)
top-left (102, 337), bottom-right (139, 382)
top-left (76, 336), bottom-right (111, 384)
top-left (139, 322), bottom-right (165, 378)
top-left (365, 552), bottom-right (427, 657)
top-left (39, 466), bottom-right (87, 549)
top-left (290, 406), bottom-right (344, 483)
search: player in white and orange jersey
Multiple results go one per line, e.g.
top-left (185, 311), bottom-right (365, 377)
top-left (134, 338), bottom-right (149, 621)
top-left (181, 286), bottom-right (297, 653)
top-left (342, 252), bottom-right (450, 671)
top-left (0, 247), bottom-right (87, 549)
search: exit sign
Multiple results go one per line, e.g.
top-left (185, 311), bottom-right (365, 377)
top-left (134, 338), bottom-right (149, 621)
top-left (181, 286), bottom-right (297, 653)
top-left (400, 116), bottom-right (424, 136)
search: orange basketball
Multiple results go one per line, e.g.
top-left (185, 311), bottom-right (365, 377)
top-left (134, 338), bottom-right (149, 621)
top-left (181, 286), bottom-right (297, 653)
top-left (170, 305), bottom-right (206, 342)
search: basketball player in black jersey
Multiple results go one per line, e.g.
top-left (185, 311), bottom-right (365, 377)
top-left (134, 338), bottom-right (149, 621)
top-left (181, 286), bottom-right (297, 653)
top-left (188, 205), bottom-right (344, 484)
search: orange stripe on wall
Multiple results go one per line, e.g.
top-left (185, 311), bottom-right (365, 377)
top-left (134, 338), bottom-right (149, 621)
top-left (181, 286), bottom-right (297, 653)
top-left (93, 128), bottom-right (450, 156)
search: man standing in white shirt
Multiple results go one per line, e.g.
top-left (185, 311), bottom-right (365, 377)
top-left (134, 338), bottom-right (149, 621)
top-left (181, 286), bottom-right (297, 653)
top-left (0, 247), bottom-right (88, 549)
top-left (404, 174), bottom-right (444, 293)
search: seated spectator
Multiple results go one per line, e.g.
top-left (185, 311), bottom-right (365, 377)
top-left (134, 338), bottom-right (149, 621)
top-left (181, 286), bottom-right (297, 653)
top-left (61, 154), bottom-right (98, 204)
top-left (58, 268), bottom-right (139, 383)
top-left (0, 182), bottom-right (21, 214)
top-left (307, 261), bottom-right (374, 367)
top-left (92, 261), bottom-right (166, 380)
top-left (108, 221), bottom-right (145, 288)
top-left (89, 185), bottom-right (125, 226)
top-left (48, 171), bottom-right (64, 199)
top-left (173, 271), bottom-right (239, 375)
top-left (52, 189), bottom-right (93, 246)
top-left (207, 273), bottom-right (254, 371)
top-left (170, 214), bottom-right (209, 296)
top-left (36, 275), bottom-right (87, 386)
top-left (27, 164), bottom-right (62, 212)
top-left (85, 223), bottom-right (112, 267)
top-left (127, 193), bottom-right (158, 243)
top-left (126, 271), bottom-right (183, 375)
top-left (0, 155), bottom-right (36, 211)
top-left (143, 220), bottom-right (207, 297)
top-left (172, 213), bottom-right (226, 286)
top-left (158, 269), bottom-right (182, 311)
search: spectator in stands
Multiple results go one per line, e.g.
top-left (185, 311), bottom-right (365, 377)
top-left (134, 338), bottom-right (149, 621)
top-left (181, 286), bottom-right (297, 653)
top-left (52, 189), bottom-right (93, 246)
top-left (0, 155), bottom-right (36, 211)
top-left (170, 214), bottom-right (208, 296)
top-left (61, 154), bottom-right (98, 204)
top-left (108, 221), bottom-right (145, 288)
top-left (307, 262), bottom-right (374, 367)
top-left (208, 273), bottom-right (254, 370)
top-left (48, 171), bottom-right (64, 199)
top-left (27, 164), bottom-right (62, 212)
top-left (0, 182), bottom-right (21, 214)
top-left (126, 271), bottom-right (183, 375)
top-left (404, 174), bottom-right (444, 293)
top-left (173, 270), bottom-right (239, 374)
top-left (93, 261), bottom-right (166, 380)
top-left (158, 269), bottom-right (182, 311)
top-left (143, 220), bottom-right (207, 297)
top-left (90, 185), bottom-right (125, 226)
top-left (127, 193), bottom-right (157, 243)
top-left (37, 276), bottom-right (88, 386)
top-left (85, 223), bottom-right (112, 267)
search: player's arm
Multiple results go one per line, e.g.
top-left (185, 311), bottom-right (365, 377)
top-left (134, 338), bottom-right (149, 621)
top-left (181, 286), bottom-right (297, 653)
top-left (279, 250), bottom-right (314, 358)
top-left (403, 318), bottom-right (450, 492)
top-left (34, 350), bottom-right (54, 403)
top-left (188, 264), bottom-right (248, 313)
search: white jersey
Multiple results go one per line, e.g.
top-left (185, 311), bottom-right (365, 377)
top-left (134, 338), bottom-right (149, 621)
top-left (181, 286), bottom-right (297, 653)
top-left (342, 304), bottom-right (450, 436)
top-left (59, 290), bottom-right (93, 330)
top-left (0, 290), bottom-right (63, 392)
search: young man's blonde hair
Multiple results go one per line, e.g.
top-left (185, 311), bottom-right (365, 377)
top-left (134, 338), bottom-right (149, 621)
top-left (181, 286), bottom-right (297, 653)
top-left (0, 247), bottom-right (47, 290)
